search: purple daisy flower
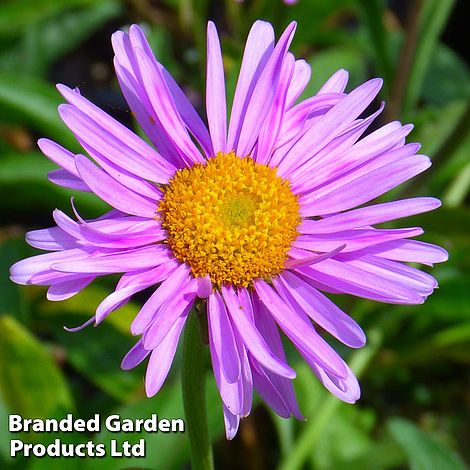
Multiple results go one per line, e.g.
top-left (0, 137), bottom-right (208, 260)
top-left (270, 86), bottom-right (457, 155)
top-left (10, 21), bottom-right (447, 439)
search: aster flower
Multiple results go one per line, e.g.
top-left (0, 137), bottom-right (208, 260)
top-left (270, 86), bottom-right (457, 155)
top-left (10, 20), bottom-right (447, 441)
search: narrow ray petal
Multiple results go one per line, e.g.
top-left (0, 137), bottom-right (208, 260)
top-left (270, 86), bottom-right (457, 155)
top-left (206, 22), bottom-right (227, 153)
top-left (299, 198), bottom-right (441, 234)
top-left (121, 340), bottom-right (150, 370)
top-left (274, 272), bottom-right (366, 348)
top-left (47, 276), bottom-right (95, 301)
top-left (75, 155), bottom-right (157, 218)
top-left (222, 285), bottom-right (296, 379)
top-left (301, 156), bottom-right (431, 216)
top-left (208, 291), bottom-right (241, 383)
top-left (227, 20), bottom-right (275, 150)
top-left (236, 22), bottom-right (297, 156)
top-left (145, 314), bottom-right (187, 396)
top-left (285, 59), bottom-right (311, 108)
top-left (254, 280), bottom-right (347, 378)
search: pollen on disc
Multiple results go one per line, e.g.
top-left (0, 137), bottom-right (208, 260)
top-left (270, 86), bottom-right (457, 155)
top-left (158, 152), bottom-right (301, 287)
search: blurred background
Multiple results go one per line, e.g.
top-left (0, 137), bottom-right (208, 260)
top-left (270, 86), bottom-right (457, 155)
top-left (0, 0), bottom-right (469, 469)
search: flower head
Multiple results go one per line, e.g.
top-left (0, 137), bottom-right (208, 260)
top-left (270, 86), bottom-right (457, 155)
top-left (159, 151), bottom-right (301, 287)
top-left (11, 20), bottom-right (447, 439)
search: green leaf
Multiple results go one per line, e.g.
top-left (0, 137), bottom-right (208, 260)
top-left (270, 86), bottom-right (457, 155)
top-left (388, 418), bottom-right (467, 470)
top-left (38, 284), bottom-right (138, 337)
top-left (0, 0), bottom-right (107, 35)
top-left (0, 152), bottom-right (107, 217)
top-left (310, 407), bottom-right (376, 470)
top-left (404, 0), bottom-right (456, 114)
top-left (87, 375), bottom-right (224, 470)
top-left (270, 410), bottom-right (295, 460)
top-left (0, 73), bottom-right (78, 149)
top-left (27, 447), bottom-right (84, 470)
top-left (0, 1), bottom-right (122, 77)
top-left (12, 428), bottom-right (91, 470)
top-left (403, 206), bottom-right (470, 241)
top-left (356, 0), bottom-right (393, 89)
top-left (423, 104), bottom-right (470, 195)
top-left (443, 161), bottom-right (470, 208)
top-left (417, 275), bottom-right (470, 322)
top-left (421, 44), bottom-right (470, 106)
top-left (0, 396), bottom-right (13, 461)
top-left (333, 437), bottom-right (406, 470)
top-left (303, 45), bottom-right (366, 97)
top-left (0, 315), bottom-right (73, 418)
top-left (53, 315), bottom-right (144, 402)
top-left (281, 0), bottom-right (359, 48)
top-left (0, 152), bottom-right (58, 183)
top-left (177, 0), bottom-right (209, 61)
top-left (35, 282), bottom-right (145, 400)
top-left (278, 329), bottom-right (382, 470)
top-left (0, 239), bottom-right (28, 321)
top-left (410, 101), bottom-right (467, 159)
top-left (431, 322), bottom-right (470, 349)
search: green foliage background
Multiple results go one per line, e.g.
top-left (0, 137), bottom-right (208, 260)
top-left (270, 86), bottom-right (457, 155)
top-left (0, 0), bottom-right (469, 468)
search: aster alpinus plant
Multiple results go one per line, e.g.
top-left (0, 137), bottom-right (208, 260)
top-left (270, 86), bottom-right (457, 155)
top-left (10, 20), bottom-right (447, 468)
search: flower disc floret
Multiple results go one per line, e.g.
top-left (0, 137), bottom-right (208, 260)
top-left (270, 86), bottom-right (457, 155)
top-left (159, 152), bottom-right (301, 287)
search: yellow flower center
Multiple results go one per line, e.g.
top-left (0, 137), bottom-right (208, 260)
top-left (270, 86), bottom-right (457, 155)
top-left (158, 152), bottom-right (301, 287)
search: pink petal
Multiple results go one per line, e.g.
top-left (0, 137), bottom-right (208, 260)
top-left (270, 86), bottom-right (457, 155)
top-left (37, 138), bottom-right (80, 176)
top-left (208, 291), bottom-right (241, 383)
top-left (317, 69), bottom-right (349, 94)
top-left (277, 78), bottom-right (383, 177)
top-left (285, 59), bottom-right (311, 108)
top-left (227, 20), bottom-right (275, 150)
top-left (51, 245), bottom-right (170, 274)
top-left (297, 258), bottom-right (424, 304)
top-left (299, 198), bottom-right (441, 234)
top-left (306, 355), bottom-right (360, 403)
top-left (254, 280), bottom-right (347, 378)
top-left (26, 226), bottom-right (79, 251)
top-left (222, 285), bottom-right (295, 379)
top-left (256, 53), bottom-right (295, 163)
top-left (206, 22), bottom-right (227, 153)
top-left (96, 260), bottom-right (178, 324)
top-left (274, 272), bottom-right (366, 348)
top-left (121, 340), bottom-right (150, 370)
top-left (293, 228), bottom-right (423, 253)
top-left (47, 276), bottom-right (94, 301)
top-left (145, 314), bottom-right (187, 396)
top-left (285, 244), bottom-right (346, 268)
top-left (363, 239), bottom-right (448, 265)
top-left (74, 154), bottom-right (157, 218)
top-left (57, 85), bottom-right (175, 182)
top-left (10, 248), bottom-right (91, 285)
top-left (300, 155), bottom-right (431, 216)
top-left (252, 295), bottom-right (304, 419)
top-left (131, 263), bottom-right (191, 335)
top-left (125, 25), bottom-right (213, 157)
top-left (223, 405), bottom-right (240, 440)
top-left (142, 280), bottom-right (198, 350)
top-left (134, 47), bottom-right (204, 166)
top-left (48, 169), bottom-right (90, 192)
top-left (210, 336), bottom-right (243, 415)
top-left (236, 22), bottom-right (297, 156)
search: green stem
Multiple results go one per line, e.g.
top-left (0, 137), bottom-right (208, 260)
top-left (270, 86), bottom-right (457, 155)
top-left (357, 0), bottom-right (393, 91)
top-left (403, 0), bottom-right (455, 116)
top-left (182, 311), bottom-right (214, 470)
